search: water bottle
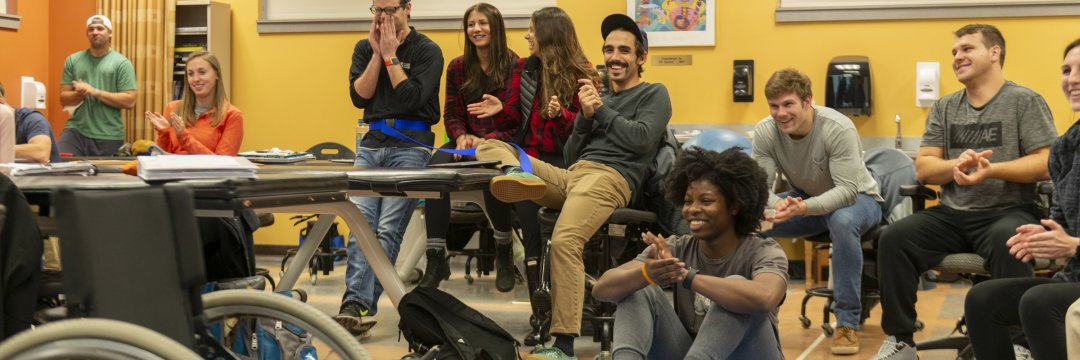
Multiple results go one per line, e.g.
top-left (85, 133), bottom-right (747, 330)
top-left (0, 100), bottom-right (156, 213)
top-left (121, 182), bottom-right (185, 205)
top-left (356, 119), bottom-right (369, 144)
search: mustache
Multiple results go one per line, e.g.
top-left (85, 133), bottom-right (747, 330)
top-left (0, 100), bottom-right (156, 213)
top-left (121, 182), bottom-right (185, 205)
top-left (606, 60), bottom-right (629, 69)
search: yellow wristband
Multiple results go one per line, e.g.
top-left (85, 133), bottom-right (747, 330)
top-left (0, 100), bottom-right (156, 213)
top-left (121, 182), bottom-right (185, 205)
top-left (641, 263), bottom-right (657, 285)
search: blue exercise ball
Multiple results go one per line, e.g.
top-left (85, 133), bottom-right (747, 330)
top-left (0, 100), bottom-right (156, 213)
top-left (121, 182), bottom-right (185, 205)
top-left (681, 129), bottom-right (752, 155)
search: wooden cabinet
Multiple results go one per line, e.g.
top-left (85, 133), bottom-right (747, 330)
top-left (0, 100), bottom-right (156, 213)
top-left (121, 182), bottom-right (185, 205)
top-left (173, 0), bottom-right (230, 100)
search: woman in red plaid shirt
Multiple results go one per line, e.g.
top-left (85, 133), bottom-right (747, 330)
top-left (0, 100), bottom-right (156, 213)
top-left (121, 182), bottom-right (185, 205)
top-left (419, 3), bottom-right (523, 291)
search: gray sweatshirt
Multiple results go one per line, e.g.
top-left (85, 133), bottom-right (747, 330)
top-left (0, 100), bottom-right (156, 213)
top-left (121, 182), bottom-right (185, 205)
top-left (752, 105), bottom-right (882, 216)
top-left (564, 82), bottom-right (671, 193)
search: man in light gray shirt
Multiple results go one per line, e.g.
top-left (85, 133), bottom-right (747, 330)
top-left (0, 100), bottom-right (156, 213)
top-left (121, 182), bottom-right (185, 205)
top-left (752, 68), bottom-right (882, 356)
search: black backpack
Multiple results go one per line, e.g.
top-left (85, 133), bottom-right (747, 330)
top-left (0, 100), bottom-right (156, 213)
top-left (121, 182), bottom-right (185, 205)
top-left (635, 130), bottom-right (689, 236)
top-left (398, 288), bottom-right (520, 360)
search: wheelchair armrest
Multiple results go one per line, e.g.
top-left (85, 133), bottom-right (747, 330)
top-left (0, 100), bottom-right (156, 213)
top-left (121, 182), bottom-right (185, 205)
top-left (1038, 181), bottom-right (1054, 196)
top-left (900, 184), bottom-right (938, 211)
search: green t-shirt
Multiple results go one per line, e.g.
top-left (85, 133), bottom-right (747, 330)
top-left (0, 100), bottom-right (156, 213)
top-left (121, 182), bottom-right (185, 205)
top-left (61, 49), bottom-right (137, 140)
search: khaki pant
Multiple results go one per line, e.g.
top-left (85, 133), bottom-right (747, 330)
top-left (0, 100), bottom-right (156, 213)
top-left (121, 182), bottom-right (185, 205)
top-left (1067, 298), bottom-right (1080, 358)
top-left (43, 236), bottom-right (61, 271)
top-left (476, 140), bottom-right (631, 335)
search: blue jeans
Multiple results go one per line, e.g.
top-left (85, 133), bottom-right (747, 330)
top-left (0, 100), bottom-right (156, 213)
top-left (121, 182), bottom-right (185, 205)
top-left (611, 279), bottom-right (783, 360)
top-left (762, 189), bottom-right (881, 329)
top-left (342, 146), bottom-right (431, 314)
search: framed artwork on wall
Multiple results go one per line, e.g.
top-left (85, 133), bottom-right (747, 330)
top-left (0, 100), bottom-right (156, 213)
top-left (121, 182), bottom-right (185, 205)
top-left (627, 0), bottom-right (715, 47)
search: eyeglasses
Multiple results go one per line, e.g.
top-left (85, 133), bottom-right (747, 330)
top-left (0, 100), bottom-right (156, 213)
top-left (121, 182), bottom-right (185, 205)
top-left (370, 5), bottom-right (402, 15)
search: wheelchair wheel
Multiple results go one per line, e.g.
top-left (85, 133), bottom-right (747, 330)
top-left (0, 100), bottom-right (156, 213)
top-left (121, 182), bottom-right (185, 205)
top-left (201, 290), bottom-right (369, 360)
top-left (0, 318), bottom-right (201, 360)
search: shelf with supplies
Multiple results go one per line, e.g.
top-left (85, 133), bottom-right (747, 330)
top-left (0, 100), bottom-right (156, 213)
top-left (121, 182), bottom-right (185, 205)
top-left (171, 1), bottom-right (230, 100)
top-left (176, 26), bottom-right (207, 35)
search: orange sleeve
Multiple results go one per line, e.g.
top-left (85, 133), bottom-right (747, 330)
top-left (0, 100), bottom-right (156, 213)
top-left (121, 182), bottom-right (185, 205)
top-left (210, 107), bottom-right (243, 155)
top-left (154, 101), bottom-right (181, 153)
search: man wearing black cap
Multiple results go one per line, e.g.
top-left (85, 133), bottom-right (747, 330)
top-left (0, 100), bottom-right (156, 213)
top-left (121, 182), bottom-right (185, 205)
top-left (474, 13), bottom-right (671, 360)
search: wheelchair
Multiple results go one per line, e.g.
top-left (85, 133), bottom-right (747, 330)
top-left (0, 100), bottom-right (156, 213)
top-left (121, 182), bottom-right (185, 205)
top-left (0, 185), bottom-right (369, 360)
top-left (525, 207), bottom-right (657, 359)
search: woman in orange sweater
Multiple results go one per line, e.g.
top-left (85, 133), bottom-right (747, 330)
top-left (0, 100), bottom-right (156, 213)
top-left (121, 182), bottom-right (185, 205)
top-left (145, 51), bottom-right (242, 155)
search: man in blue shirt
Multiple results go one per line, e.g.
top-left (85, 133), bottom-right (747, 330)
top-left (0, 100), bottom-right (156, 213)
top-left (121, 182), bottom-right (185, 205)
top-left (0, 82), bottom-right (61, 163)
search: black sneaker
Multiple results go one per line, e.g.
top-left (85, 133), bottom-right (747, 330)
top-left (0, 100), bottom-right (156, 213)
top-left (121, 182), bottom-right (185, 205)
top-left (495, 242), bottom-right (515, 292)
top-left (418, 248), bottom-right (449, 289)
top-left (333, 300), bottom-right (377, 337)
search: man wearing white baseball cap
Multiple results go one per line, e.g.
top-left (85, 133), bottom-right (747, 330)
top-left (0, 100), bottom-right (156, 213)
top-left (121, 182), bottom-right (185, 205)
top-left (58, 14), bottom-right (137, 156)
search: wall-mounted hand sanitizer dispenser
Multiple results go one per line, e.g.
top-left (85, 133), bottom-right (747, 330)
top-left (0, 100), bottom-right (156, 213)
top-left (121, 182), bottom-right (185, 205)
top-left (916, 62), bottom-right (940, 108)
top-left (21, 76), bottom-right (46, 109)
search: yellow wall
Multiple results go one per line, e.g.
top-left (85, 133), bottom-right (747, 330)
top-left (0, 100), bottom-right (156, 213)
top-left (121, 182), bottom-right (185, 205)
top-left (222, 0), bottom-right (1080, 245)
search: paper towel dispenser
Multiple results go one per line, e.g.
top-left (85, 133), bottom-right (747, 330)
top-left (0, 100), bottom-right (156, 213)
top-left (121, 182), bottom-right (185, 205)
top-left (825, 56), bottom-right (871, 116)
top-left (20, 76), bottom-right (46, 109)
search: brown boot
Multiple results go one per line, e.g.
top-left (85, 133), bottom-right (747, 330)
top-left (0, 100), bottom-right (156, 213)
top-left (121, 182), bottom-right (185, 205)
top-left (831, 326), bottom-right (860, 355)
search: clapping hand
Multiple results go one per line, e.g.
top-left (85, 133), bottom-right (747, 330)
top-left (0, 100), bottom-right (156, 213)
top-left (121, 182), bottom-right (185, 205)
top-left (145, 111), bottom-right (170, 130)
top-left (467, 94), bottom-right (504, 119)
top-left (772, 196), bottom-right (805, 223)
top-left (953, 149), bottom-right (994, 186)
top-left (544, 96), bottom-right (561, 119)
top-left (642, 231), bottom-right (686, 286)
top-left (168, 113), bottom-right (186, 134)
top-left (1007, 219), bottom-right (1080, 262)
top-left (577, 79), bottom-right (603, 118)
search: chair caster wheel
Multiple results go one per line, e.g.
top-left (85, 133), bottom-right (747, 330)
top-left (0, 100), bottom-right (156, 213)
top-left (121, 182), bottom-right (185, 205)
top-left (799, 315), bottom-right (811, 329)
top-left (915, 320), bottom-right (925, 331)
top-left (822, 323), bottom-right (834, 337)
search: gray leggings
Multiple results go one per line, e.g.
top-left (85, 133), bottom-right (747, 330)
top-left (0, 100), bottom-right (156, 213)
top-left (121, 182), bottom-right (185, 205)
top-left (611, 279), bottom-right (783, 360)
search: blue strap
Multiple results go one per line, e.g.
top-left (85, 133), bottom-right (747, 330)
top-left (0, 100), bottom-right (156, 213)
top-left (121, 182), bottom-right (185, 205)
top-left (372, 121), bottom-right (533, 173)
top-left (368, 118), bottom-right (431, 132)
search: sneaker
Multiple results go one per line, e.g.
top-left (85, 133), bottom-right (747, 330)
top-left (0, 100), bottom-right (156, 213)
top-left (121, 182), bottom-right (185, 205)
top-left (333, 301), bottom-right (377, 337)
top-left (490, 168), bottom-right (546, 203)
top-left (831, 326), bottom-right (859, 355)
top-left (495, 242), bottom-right (516, 292)
top-left (418, 248), bottom-right (449, 289)
top-left (869, 336), bottom-right (917, 360)
top-left (524, 346), bottom-right (575, 360)
top-left (1013, 344), bottom-right (1031, 360)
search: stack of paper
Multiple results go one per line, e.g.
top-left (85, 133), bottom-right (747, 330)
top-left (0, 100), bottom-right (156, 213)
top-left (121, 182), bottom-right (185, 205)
top-left (238, 149), bottom-right (315, 164)
top-left (1, 161), bottom-right (98, 176)
top-left (137, 155), bottom-right (258, 181)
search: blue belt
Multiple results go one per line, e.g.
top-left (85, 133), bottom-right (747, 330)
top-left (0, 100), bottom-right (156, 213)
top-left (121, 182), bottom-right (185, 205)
top-left (365, 118), bottom-right (534, 173)
top-left (367, 118), bottom-right (431, 132)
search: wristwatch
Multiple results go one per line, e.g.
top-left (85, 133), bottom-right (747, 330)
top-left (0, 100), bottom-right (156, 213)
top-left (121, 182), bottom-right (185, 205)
top-left (683, 267), bottom-right (699, 290)
top-left (384, 57), bottom-right (401, 67)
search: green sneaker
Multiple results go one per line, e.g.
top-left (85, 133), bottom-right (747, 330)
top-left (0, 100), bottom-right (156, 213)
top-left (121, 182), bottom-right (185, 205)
top-left (524, 346), bottom-right (575, 360)
top-left (490, 168), bottom-right (547, 203)
top-left (333, 301), bottom-right (377, 337)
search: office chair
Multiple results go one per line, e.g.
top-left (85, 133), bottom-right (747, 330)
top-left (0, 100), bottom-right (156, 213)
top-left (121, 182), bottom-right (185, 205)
top-left (307, 142), bottom-right (356, 161)
top-left (911, 182), bottom-right (1055, 359)
top-left (0, 173), bottom-right (43, 341)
